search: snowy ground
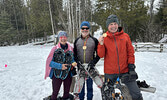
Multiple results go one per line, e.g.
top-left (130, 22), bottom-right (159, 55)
top-left (0, 43), bottom-right (167, 100)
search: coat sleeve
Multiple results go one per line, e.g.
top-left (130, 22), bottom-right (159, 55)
top-left (49, 61), bottom-right (62, 69)
top-left (126, 35), bottom-right (135, 64)
top-left (47, 47), bottom-right (63, 69)
top-left (45, 47), bottom-right (56, 79)
top-left (97, 43), bottom-right (106, 58)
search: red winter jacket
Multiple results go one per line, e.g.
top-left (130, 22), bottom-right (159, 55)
top-left (97, 27), bottom-right (135, 74)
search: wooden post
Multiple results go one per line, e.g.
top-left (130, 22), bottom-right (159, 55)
top-left (135, 43), bottom-right (137, 51)
top-left (160, 43), bottom-right (163, 52)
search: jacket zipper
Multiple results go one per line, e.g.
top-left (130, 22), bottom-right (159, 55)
top-left (112, 34), bottom-right (121, 76)
top-left (84, 49), bottom-right (86, 63)
top-left (83, 37), bottom-right (89, 63)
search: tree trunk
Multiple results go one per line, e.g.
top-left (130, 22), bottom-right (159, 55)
top-left (79, 0), bottom-right (81, 32)
top-left (71, 1), bottom-right (75, 42)
top-left (48, 0), bottom-right (55, 45)
top-left (11, 0), bottom-right (19, 35)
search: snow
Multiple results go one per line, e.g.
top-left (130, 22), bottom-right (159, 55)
top-left (93, 26), bottom-right (103, 39)
top-left (0, 43), bottom-right (167, 100)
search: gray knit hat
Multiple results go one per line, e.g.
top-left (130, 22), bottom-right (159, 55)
top-left (106, 14), bottom-right (119, 28)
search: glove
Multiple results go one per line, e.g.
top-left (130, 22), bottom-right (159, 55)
top-left (128, 64), bottom-right (138, 80)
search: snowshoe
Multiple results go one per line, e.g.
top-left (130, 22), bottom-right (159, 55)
top-left (53, 48), bottom-right (65, 78)
top-left (88, 67), bottom-right (103, 88)
top-left (73, 75), bottom-right (85, 94)
top-left (57, 96), bottom-right (63, 100)
top-left (68, 93), bottom-right (74, 100)
top-left (73, 65), bottom-right (88, 94)
top-left (101, 82), bottom-right (114, 100)
top-left (43, 94), bottom-right (74, 100)
top-left (137, 80), bottom-right (149, 88)
top-left (137, 80), bottom-right (156, 93)
top-left (82, 63), bottom-right (103, 88)
top-left (101, 77), bottom-right (132, 100)
top-left (61, 51), bottom-right (73, 80)
top-left (116, 82), bottom-right (132, 100)
top-left (79, 68), bottom-right (87, 78)
top-left (73, 93), bottom-right (79, 100)
top-left (59, 93), bottom-right (74, 100)
top-left (43, 95), bottom-right (62, 100)
top-left (140, 86), bottom-right (156, 93)
top-left (74, 63), bottom-right (103, 94)
top-left (87, 66), bottom-right (98, 78)
top-left (43, 95), bottom-right (51, 100)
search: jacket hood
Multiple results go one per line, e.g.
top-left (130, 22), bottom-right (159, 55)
top-left (107, 27), bottom-right (124, 37)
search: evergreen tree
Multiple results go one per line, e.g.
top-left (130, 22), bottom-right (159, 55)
top-left (93, 0), bottom-right (148, 41)
top-left (0, 11), bottom-right (16, 45)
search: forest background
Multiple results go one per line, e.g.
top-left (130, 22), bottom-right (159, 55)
top-left (0, 0), bottom-right (166, 46)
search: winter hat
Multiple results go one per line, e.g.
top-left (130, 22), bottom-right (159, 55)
top-left (80, 21), bottom-right (90, 29)
top-left (106, 14), bottom-right (119, 28)
top-left (57, 31), bottom-right (68, 38)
